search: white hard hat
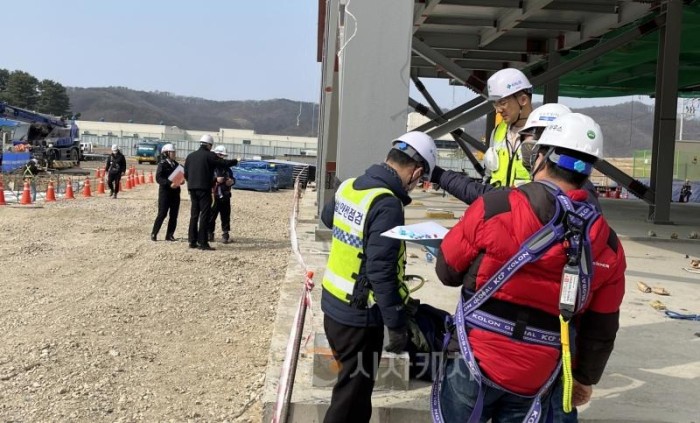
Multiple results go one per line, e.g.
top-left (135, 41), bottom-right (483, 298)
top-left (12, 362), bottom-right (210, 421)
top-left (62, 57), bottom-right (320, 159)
top-left (200, 134), bottom-right (214, 145)
top-left (487, 68), bottom-right (532, 101)
top-left (111, 144), bottom-right (118, 152)
top-left (536, 113), bottom-right (603, 173)
top-left (213, 145), bottom-right (227, 156)
top-left (161, 143), bottom-right (175, 153)
top-left (391, 131), bottom-right (437, 178)
top-left (520, 103), bottom-right (572, 134)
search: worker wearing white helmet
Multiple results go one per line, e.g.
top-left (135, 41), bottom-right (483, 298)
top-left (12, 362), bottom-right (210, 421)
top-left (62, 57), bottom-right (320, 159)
top-left (208, 145), bottom-right (236, 244)
top-left (320, 131), bottom-right (437, 422)
top-left (434, 113), bottom-right (624, 423)
top-left (184, 135), bottom-right (239, 250)
top-left (105, 144), bottom-right (126, 199)
top-left (518, 103), bottom-right (572, 173)
top-left (483, 68), bottom-right (535, 188)
top-left (151, 143), bottom-right (183, 242)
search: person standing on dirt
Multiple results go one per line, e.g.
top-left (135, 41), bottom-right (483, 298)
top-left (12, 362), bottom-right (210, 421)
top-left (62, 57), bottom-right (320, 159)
top-left (184, 135), bottom-right (238, 251)
top-left (320, 131), bottom-right (437, 423)
top-left (105, 144), bottom-right (126, 199)
top-left (151, 144), bottom-right (183, 242)
top-left (679, 179), bottom-right (692, 203)
top-left (208, 145), bottom-right (235, 244)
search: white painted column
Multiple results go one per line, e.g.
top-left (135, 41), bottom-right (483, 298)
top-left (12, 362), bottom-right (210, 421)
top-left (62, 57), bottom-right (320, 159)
top-left (334, 0), bottom-right (413, 180)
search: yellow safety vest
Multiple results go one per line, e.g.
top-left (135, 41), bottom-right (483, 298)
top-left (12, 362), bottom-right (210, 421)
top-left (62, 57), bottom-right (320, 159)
top-left (490, 121), bottom-right (530, 187)
top-left (322, 178), bottom-right (409, 307)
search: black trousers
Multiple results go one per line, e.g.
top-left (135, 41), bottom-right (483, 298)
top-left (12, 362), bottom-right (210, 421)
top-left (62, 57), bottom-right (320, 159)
top-left (107, 172), bottom-right (122, 194)
top-left (323, 315), bottom-right (384, 423)
top-left (209, 196), bottom-right (231, 235)
top-left (188, 189), bottom-right (213, 246)
top-left (152, 190), bottom-right (180, 237)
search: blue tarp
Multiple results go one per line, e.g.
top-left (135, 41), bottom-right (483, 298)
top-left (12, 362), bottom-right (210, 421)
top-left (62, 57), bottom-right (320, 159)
top-left (232, 167), bottom-right (278, 192)
top-left (238, 160), bottom-right (293, 188)
top-left (1, 152), bottom-right (31, 173)
top-left (0, 118), bottom-right (20, 127)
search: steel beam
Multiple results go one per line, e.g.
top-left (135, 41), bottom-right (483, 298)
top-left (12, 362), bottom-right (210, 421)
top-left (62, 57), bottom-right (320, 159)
top-left (594, 160), bottom-right (653, 204)
top-left (415, 97), bottom-right (485, 132)
top-left (409, 97), bottom-right (486, 175)
top-left (413, 0), bottom-right (443, 33)
top-left (648, 0), bottom-right (683, 224)
top-left (412, 37), bottom-right (486, 91)
top-left (543, 39), bottom-right (560, 103)
top-left (479, 0), bottom-right (554, 47)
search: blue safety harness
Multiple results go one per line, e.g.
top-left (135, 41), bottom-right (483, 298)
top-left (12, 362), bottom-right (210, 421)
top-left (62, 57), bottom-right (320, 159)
top-left (431, 182), bottom-right (600, 423)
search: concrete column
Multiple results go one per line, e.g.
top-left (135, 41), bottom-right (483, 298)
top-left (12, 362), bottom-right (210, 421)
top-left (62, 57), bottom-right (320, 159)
top-left (317, 0), bottom-right (340, 221)
top-left (334, 0), bottom-right (414, 180)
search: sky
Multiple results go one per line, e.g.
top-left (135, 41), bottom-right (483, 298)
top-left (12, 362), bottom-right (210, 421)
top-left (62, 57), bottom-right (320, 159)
top-left (3, 0), bottom-right (656, 110)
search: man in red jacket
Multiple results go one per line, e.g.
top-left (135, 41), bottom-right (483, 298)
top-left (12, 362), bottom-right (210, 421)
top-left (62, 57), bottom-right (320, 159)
top-left (434, 113), bottom-right (626, 422)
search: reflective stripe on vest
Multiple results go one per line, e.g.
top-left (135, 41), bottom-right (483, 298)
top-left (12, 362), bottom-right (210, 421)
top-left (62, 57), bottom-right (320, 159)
top-left (490, 121), bottom-right (530, 187)
top-left (322, 178), bottom-right (409, 306)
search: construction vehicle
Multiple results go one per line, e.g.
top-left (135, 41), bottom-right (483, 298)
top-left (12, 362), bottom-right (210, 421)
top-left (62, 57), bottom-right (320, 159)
top-left (135, 140), bottom-right (168, 164)
top-left (0, 102), bottom-right (81, 170)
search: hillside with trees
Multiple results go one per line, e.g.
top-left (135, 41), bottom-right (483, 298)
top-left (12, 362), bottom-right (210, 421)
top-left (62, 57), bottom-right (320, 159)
top-left (3, 68), bottom-right (700, 158)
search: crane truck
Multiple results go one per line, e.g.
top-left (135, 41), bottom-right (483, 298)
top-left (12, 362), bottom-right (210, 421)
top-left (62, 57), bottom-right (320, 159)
top-left (0, 102), bottom-right (81, 171)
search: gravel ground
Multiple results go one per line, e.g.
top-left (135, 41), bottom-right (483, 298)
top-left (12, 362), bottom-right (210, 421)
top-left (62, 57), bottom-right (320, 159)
top-left (0, 174), bottom-right (293, 422)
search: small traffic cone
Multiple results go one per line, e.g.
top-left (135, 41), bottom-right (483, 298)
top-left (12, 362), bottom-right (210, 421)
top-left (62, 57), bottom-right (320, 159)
top-left (139, 171), bottom-right (145, 185)
top-left (148, 171), bottom-right (154, 184)
top-left (82, 177), bottom-right (92, 198)
top-left (45, 180), bottom-right (57, 202)
top-left (133, 172), bottom-right (140, 186)
top-left (20, 179), bottom-right (32, 205)
top-left (97, 176), bottom-right (105, 194)
top-left (126, 175), bottom-right (132, 189)
top-left (0, 177), bottom-right (6, 206)
top-left (94, 168), bottom-right (100, 179)
top-left (65, 178), bottom-right (75, 199)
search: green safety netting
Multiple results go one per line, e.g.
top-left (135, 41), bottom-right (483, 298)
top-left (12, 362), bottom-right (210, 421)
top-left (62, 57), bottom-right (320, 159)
top-left (532, 1), bottom-right (700, 98)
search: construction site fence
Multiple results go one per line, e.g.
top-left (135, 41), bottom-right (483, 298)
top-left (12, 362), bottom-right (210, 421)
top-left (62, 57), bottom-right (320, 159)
top-left (633, 149), bottom-right (700, 181)
top-left (80, 134), bottom-right (316, 160)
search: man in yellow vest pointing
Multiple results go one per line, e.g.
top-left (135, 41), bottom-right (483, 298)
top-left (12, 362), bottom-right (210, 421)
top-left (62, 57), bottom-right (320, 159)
top-left (320, 131), bottom-right (437, 423)
top-left (484, 68), bottom-right (534, 187)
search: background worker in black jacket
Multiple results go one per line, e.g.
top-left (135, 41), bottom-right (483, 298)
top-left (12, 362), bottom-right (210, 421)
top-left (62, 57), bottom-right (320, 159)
top-left (184, 135), bottom-right (238, 251)
top-left (208, 145), bottom-right (236, 244)
top-left (105, 144), bottom-right (127, 199)
top-left (151, 144), bottom-right (183, 242)
top-left (320, 131), bottom-right (437, 423)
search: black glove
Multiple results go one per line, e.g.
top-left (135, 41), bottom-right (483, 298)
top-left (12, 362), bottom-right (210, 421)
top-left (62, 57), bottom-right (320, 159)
top-left (430, 165), bottom-right (445, 184)
top-left (384, 326), bottom-right (408, 354)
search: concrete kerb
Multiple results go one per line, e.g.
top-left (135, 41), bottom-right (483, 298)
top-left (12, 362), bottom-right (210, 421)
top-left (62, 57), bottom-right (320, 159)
top-left (263, 190), bottom-right (700, 423)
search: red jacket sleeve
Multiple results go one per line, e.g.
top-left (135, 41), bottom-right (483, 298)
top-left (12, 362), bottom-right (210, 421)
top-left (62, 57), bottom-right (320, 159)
top-left (436, 198), bottom-right (485, 287)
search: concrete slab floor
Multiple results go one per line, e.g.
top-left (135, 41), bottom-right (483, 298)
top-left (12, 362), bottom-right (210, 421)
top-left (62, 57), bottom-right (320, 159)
top-left (263, 189), bottom-right (700, 422)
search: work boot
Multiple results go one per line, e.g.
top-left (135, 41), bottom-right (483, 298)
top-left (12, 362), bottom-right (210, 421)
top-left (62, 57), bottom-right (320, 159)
top-left (222, 232), bottom-right (230, 244)
top-left (165, 235), bottom-right (176, 242)
top-left (198, 244), bottom-right (216, 251)
top-left (189, 242), bottom-right (199, 249)
top-left (208, 232), bottom-right (215, 242)
top-left (109, 190), bottom-right (114, 197)
top-left (150, 233), bottom-right (157, 242)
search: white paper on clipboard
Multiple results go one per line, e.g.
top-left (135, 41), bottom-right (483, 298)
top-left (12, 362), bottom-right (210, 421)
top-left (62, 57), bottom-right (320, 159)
top-left (168, 165), bottom-right (185, 185)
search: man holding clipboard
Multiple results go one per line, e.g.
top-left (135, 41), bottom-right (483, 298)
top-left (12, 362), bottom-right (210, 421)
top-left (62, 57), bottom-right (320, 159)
top-left (151, 143), bottom-right (184, 242)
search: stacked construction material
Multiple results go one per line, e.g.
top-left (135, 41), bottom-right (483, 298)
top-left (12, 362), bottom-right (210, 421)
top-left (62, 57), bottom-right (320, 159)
top-left (237, 160), bottom-right (294, 188)
top-left (232, 166), bottom-right (279, 192)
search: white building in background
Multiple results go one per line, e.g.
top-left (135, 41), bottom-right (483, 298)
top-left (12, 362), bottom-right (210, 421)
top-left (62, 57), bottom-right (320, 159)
top-left (76, 120), bottom-right (318, 159)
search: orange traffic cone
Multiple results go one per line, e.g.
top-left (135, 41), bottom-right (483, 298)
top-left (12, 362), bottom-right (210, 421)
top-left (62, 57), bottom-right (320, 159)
top-left (45, 180), bottom-right (56, 202)
top-left (82, 177), bottom-right (92, 198)
top-left (20, 179), bottom-right (32, 205)
top-left (119, 179), bottom-right (124, 192)
top-left (133, 172), bottom-right (140, 186)
top-left (65, 178), bottom-right (75, 200)
top-left (139, 171), bottom-right (145, 185)
top-left (94, 168), bottom-right (100, 179)
top-left (125, 175), bottom-right (132, 189)
top-left (148, 171), bottom-right (154, 184)
top-left (97, 176), bottom-right (105, 194)
top-left (0, 177), bottom-right (6, 206)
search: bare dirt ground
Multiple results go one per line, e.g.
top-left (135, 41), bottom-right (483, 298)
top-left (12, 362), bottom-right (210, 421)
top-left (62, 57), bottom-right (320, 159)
top-left (0, 166), bottom-right (293, 422)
